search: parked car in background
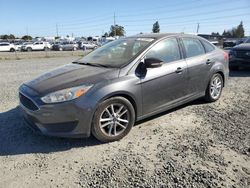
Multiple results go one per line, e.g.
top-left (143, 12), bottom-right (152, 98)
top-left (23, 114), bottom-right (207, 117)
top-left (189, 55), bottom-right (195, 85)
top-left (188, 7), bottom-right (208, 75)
top-left (14, 42), bottom-right (24, 51)
top-left (223, 38), bottom-right (247, 49)
top-left (81, 42), bottom-right (98, 50)
top-left (223, 39), bottom-right (238, 49)
top-left (52, 41), bottom-right (78, 51)
top-left (229, 43), bottom-right (250, 70)
top-left (0, 42), bottom-right (16, 52)
top-left (209, 40), bottom-right (219, 46)
top-left (243, 38), bottom-right (250, 43)
top-left (21, 41), bottom-right (51, 52)
top-left (19, 33), bottom-right (228, 142)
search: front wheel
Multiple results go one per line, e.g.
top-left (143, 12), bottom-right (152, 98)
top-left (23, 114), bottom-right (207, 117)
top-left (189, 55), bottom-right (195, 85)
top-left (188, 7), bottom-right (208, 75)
top-left (92, 97), bottom-right (135, 142)
top-left (10, 48), bottom-right (15, 52)
top-left (205, 73), bottom-right (223, 102)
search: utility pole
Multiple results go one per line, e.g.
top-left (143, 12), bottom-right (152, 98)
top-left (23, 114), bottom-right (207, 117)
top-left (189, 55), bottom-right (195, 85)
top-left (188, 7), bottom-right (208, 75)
top-left (114, 12), bottom-right (116, 37)
top-left (196, 23), bottom-right (200, 34)
top-left (56, 24), bottom-right (58, 37)
top-left (26, 27), bottom-right (28, 35)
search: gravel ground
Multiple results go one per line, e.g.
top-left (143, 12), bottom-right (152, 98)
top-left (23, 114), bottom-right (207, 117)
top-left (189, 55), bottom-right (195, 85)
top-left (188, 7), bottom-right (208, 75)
top-left (0, 57), bottom-right (249, 188)
top-left (0, 50), bottom-right (89, 60)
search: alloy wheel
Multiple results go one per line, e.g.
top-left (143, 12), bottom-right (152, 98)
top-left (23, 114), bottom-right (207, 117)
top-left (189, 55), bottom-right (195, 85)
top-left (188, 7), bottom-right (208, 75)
top-left (210, 75), bottom-right (222, 99)
top-left (99, 103), bottom-right (130, 137)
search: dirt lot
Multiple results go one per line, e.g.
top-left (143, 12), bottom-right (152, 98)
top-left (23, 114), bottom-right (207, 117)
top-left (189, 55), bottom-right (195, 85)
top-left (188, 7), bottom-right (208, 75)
top-left (0, 50), bottom-right (89, 61)
top-left (0, 57), bottom-right (249, 188)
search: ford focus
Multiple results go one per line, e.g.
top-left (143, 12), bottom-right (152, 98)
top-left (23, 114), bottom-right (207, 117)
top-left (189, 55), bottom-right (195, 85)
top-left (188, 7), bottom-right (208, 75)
top-left (19, 33), bottom-right (229, 142)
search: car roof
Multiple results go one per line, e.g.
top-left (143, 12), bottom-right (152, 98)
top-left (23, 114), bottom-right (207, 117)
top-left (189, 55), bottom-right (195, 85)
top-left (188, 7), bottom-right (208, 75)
top-left (128, 33), bottom-right (198, 39)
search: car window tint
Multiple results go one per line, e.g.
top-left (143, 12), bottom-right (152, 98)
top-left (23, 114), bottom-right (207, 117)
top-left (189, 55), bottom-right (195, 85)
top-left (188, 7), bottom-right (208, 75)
top-left (182, 38), bottom-right (205, 58)
top-left (201, 40), bottom-right (215, 53)
top-left (146, 38), bottom-right (181, 63)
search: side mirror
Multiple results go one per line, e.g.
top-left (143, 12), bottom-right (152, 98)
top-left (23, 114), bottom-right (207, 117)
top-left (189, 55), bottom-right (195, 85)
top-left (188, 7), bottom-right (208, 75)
top-left (144, 58), bottom-right (163, 68)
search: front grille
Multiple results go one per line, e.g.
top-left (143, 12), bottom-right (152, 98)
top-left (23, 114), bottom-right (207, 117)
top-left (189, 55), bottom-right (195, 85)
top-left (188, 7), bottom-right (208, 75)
top-left (19, 93), bottom-right (39, 111)
top-left (236, 50), bottom-right (250, 59)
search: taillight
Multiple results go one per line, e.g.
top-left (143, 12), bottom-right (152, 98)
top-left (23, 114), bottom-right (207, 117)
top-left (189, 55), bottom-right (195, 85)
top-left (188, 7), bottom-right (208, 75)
top-left (224, 52), bottom-right (229, 61)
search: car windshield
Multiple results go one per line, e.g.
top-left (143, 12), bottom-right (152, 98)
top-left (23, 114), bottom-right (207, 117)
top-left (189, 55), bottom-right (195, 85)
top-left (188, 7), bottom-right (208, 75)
top-left (77, 37), bottom-right (154, 67)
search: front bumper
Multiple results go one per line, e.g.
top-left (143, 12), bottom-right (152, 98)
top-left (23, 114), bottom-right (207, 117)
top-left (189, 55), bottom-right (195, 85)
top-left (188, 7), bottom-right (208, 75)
top-left (19, 85), bottom-right (95, 138)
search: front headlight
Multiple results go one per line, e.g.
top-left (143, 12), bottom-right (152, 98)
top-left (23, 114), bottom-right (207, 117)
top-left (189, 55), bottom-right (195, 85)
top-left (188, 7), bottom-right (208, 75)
top-left (41, 85), bottom-right (93, 104)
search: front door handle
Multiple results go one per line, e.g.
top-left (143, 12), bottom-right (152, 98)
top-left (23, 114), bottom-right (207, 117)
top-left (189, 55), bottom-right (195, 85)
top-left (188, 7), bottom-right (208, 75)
top-left (175, 67), bottom-right (183, 74)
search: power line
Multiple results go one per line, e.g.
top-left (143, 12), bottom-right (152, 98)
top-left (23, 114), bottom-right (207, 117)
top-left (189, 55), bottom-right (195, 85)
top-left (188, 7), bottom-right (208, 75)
top-left (117, 6), bottom-right (250, 23)
top-left (117, 0), bottom-right (230, 18)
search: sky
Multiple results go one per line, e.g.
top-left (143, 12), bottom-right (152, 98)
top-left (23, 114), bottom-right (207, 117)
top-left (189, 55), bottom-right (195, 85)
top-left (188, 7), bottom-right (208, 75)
top-left (0, 0), bottom-right (250, 37)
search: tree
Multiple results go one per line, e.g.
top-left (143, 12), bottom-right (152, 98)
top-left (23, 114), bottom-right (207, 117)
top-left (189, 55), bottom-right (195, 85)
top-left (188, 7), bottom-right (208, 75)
top-left (109, 25), bottom-right (125, 37)
top-left (1, 35), bottom-right (9, 40)
top-left (21, 35), bottom-right (32, 41)
top-left (152, 21), bottom-right (160, 33)
top-left (8, 34), bottom-right (15, 39)
top-left (104, 32), bottom-right (109, 37)
top-left (211, 32), bottom-right (220, 36)
top-left (235, 21), bottom-right (244, 38)
top-left (222, 21), bottom-right (245, 38)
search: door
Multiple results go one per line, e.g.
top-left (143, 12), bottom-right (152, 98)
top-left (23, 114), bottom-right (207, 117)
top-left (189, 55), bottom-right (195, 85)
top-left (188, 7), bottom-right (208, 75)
top-left (180, 37), bottom-right (211, 95)
top-left (140, 38), bottom-right (188, 115)
top-left (0, 43), bottom-right (9, 51)
top-left (33, 42), bottom-right (40, 50)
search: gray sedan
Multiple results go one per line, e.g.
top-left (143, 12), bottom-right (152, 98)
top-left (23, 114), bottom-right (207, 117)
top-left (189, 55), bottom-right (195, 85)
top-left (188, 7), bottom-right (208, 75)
top-left (19, 33), bottom-right (229, 142)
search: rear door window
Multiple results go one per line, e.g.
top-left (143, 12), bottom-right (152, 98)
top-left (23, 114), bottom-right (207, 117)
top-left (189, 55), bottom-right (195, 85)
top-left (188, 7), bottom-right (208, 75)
top-left (201, 40), bottom-right (215, 53)
top-left (182, 38), bottom-right (205, 58)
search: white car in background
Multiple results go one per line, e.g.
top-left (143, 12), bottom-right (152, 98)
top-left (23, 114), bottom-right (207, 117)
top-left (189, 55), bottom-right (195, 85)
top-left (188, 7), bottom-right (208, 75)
top-left (81, 42), bottom-right (98, 50)
top-left (14, 42), bottom-right (24, 51)
top-left (21, 41), bottom-right (51, 52)
top-left (0, 42), bottom-right (17, 52)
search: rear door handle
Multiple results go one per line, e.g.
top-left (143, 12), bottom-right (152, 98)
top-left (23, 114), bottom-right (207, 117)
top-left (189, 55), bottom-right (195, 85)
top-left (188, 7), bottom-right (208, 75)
top-left (206, 59), bottom-right (213, 65)
top-left (175, 67), bottom-right (183, 74)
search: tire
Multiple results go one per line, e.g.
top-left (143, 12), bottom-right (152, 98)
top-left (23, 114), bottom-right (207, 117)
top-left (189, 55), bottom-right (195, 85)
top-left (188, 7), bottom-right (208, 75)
top-left (27, 47), bottom-right (32, 52)
top-left (92, 97), bottom-right (135, 142)
top-left (44, 47), bottom-right (50, 51)
top-left (10, 48), bottom-right (15, 52)
top-left (205, 73), bottom-right (223, 102)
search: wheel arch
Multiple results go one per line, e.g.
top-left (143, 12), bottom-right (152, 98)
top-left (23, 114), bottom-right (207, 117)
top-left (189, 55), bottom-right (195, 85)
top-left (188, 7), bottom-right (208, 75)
top-left (99, 92), bottom-right (138, 120)
top-left (215, 71), bottom-right (225, 87)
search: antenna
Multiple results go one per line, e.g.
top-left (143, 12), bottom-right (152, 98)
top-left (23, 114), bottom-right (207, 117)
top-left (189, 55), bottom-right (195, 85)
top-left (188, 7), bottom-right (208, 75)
top-left (196, 23), bottom-right (200, 34)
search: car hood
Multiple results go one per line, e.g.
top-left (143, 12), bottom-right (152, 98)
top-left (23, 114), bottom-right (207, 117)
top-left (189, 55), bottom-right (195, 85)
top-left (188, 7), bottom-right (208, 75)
top-left (24, 63), bottom-right (119, 95)
top-left (233, 43), bottom-right (250, 50)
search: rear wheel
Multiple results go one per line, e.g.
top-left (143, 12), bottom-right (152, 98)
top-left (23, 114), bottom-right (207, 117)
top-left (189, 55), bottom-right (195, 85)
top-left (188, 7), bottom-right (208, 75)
top-left (27, 47), bottom-right (32, 52)
top-left (205, 73), bottom-right (223, 102)
top-left (92, 97), bottom-right (135, 142)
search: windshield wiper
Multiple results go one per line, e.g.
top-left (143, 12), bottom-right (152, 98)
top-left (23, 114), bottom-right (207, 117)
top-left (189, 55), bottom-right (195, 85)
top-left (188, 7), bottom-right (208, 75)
top-left (72, 61), bottom-right (113, 68)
